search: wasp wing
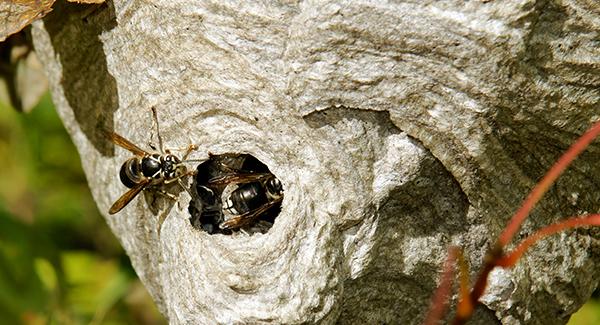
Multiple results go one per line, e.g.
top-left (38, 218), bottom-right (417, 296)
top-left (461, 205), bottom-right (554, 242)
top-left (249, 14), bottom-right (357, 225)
top-left (208, 172), bottom-right (272, 186)
top-left (108, 131), bottom-right (149, 157)
top-left (219, 197), bottom-right (283, 230)
top-left (108, 179), bottom-right (151, 214)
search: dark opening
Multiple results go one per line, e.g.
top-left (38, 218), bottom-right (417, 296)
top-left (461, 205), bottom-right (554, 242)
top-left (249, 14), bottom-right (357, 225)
top-left (188, 153), bottom-right (283, 235)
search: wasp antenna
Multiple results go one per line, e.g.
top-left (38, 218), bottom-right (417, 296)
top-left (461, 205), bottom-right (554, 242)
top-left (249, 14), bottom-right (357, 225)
top-left (151, 106), bottom-right (165, 154)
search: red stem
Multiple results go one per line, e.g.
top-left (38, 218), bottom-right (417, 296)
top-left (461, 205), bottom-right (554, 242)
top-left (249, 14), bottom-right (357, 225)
top-left (498, 121), bottom-right (600, 247)
top-left (425, 120), bottom-right (600, 325)
top-left (452, 245), bottom-right (502, 325)
top-left (456, 250), bottom-right (473, 319)
top-left (423, 246), bottom-right (460, 325)
top-left (496, 214), bottom-right (600, 267)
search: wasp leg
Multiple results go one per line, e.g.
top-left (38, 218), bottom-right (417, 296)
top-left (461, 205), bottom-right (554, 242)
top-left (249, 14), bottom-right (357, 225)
top-left (152, 188), bottom-right (177, 200)
top-left (162, 170), bottom-right (196, 205)
top-left (163, 169), bottom-right (196, 185)
top-left (176, 177), bottom-right (194, 197)
top-left (182, 144), bottom-right (199, 160)
top-left (165, 144), bottom-right (199, 159)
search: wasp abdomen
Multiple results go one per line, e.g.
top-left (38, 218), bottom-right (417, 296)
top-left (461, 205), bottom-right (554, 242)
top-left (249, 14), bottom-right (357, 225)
top-left (119, 158), bottom-right (143, 188)
top-left (226, 182), bottom-right (266, 215)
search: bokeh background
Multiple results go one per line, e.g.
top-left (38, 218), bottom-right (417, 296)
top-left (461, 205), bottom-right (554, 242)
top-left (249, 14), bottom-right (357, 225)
top-left (0, 94), bottom-right (166, 324)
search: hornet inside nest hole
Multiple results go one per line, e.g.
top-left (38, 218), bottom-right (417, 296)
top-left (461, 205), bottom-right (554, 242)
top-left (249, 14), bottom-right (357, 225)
top-left (188, 153), bottom-right (284, 235)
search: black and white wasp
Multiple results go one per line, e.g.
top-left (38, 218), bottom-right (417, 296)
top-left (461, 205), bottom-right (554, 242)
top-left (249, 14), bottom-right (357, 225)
top-left (189, 153), bottom-right (283, 234)
top-left (108, 108), bottom-right (197, 214)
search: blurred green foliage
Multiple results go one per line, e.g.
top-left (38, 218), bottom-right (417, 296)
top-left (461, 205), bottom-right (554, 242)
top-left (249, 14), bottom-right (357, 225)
top-left (0, 94), bottom-right (166, 325)
top-left (570, 291), bottom-right (600, 325)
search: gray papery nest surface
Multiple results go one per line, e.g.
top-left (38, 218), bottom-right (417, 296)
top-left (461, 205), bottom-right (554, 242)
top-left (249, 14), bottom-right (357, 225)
top-left (31, 1), bottom-right (600, 324)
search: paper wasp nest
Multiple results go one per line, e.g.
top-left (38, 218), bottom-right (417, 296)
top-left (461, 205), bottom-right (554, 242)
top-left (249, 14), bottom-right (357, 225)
top-left (32, 1), bottom-right (600, 324)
